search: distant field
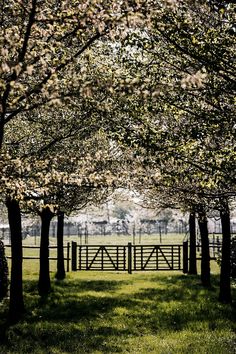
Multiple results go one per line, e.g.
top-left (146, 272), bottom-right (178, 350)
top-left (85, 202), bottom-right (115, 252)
top-left (4, 232), bottom-right (221, 276)
top-left (4, 232), bottom-right (188, 247)
top-left (5, 233), bottom-right (188, 275)
top-left (62, 232), bottom-right (189, 245)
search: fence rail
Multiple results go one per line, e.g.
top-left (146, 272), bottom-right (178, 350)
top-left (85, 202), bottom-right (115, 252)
top-left (197, 238), bottom-right (222, 260)
top-left (5, 242), bottom-right (71, 272)
top-left (71, 241), bottom-right (188, 273)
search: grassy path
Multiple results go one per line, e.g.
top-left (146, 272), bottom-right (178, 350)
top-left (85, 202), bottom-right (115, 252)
top-left (0, 270), bottom-right (235, 353)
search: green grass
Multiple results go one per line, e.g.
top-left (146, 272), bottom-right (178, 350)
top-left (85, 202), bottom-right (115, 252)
top-left (0, 266), bottom-right (235, 353)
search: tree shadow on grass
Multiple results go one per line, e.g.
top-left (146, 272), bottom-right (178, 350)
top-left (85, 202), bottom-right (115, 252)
top-left (24, 277), bottom-right (130, 294)
top-left (55, 278), bottom-right (130, 292)
top-left (149, 272), bottom-right (220, 285)
top-left (1, 278), bottom-right (137, 353)
top-left (130, 273), bottom-right (236, 332)
top-left (1, 322), bottom-right (131, 353)
top-left (24, 274), bottom-right (236, 330)
top-left (23, 278), bottom-right (136, 324)
top-left (1, 274), bottom-right (236, 353)
top-left (148, 273), bottom-right (236, 305)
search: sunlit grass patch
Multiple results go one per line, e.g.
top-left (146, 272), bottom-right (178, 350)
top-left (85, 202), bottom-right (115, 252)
top-left (125, 330), bottom-right (236, 354)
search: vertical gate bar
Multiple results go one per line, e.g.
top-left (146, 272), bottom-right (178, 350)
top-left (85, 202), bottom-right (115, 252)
top-left (71, 241), bottom-right (77, 271)
top-left (86, 245), bottom-right (89, 270)
top-left (133, 245), bottom-right (136, 270)
top-left (116, 246), bottom-right (119, 270)
top-left (124, 246), bottom-right (126, 270)
top-left (156, 246), bottom-right (158, 270)
top-left (79, 245), bottom-right (82, 270)
top-left (141, 246), bottom-right (143, 270)
top-left (183, 241), bottom-right (188, 273)
top-left (213, 233), bottom-right (215, 258)
top-left (171, 246), bottom-right (174, 269)
top-left (66, 242), bottom-right (70, 272)
top-left (102, 247), bottom-right (104, 270)
top-left (178, 245), bottom-right (181, 270)
top-left (128, 242), bottom-right (132, 274)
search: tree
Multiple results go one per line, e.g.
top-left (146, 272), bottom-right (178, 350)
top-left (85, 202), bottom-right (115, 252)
top-left (55, 211), bottom-right (65, 280)
top-left (0, 0), bottom-right (149, 148)
top-left (6, 197), bottom-right (24, 322)
top-left (105, 1), bottom-right (235, 299)
top-left (21, 128), bottom-right (125, 294)
top-left (0, 0), bottom-right (156, 304)
top-left (189, 211), bottom-right (197, 275)
top-left (1, 0), bottom-right (235, 315)
top-left (219, 197), bottom-right (232, 303)
top-left (38, 205), bottom-right (54, 296)
top-left (197, 205), bottom-right (211, 287)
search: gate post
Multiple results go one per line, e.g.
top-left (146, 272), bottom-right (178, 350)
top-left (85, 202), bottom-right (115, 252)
top-left (128, 242), bottom-right (132, 274)
top-left (66, 242), bottom-right (70, 272)
top-left (183, 241), bottom-right (188, 274)
top-left (71, 241), bottom-right (77, 271)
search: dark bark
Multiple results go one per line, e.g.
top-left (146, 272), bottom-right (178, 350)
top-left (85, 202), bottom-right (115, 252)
top-left (0, 239), bottom-right (8, 301)
top-left (189, 211), bottom-right (197, 275)
top-left (38, 207), bottom-right (54, 296)
top-left (6, 198), bottom-right (25, 323)
top-left (0, 121), bottom-right (4, 150)
top-left (55, 211), bottom-right (66, 280)
top-left (219, 198), bottom-right (232, 303)
top-left (198, 208), bottom-right (211, 287)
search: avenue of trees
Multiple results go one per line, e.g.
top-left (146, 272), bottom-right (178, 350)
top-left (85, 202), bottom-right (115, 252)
top-left (0, 0), bottom-right (235, 322)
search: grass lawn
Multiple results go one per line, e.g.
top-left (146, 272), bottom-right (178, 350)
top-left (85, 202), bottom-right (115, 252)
top-left (0, 261), bottom-right (236, 354)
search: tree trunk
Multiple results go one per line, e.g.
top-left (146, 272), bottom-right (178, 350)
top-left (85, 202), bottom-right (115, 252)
top-left (0, 239), bottom-right (8, 301)
top-left (0, 120), bottom-right (5, 150)
top-left (198, 208), bottom-right (211, 287)
top-left (6, 197), bottom-right (25, 323)
top-left (189, 211), bottom-right (197, 275)
top-left (0, 130), bottom-right (3, 150)
top-left (38, 207), bottom-right (54, 296)
top-left (219, 198), bottom-right (232, 303)
top-left (55, 211), bottom-right (66, 280)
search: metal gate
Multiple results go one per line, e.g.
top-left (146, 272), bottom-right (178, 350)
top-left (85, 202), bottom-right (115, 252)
top-left (71, 242), bottom-right (188, 273)
top-left (133, 245), bottom-right (182, 271)
top-left (77, 245), bottom-right (127, 271)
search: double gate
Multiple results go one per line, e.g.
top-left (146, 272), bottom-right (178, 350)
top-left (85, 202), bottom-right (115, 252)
top-left (71, 242), bottom-right (188, 273)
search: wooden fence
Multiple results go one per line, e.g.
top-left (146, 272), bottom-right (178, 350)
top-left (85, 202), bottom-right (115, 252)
top-left (5, 243), bottom-right (71, 272)
top-left (71, 241), bottom-right (189, 274)
top-left (197, 234), bottom-right (222, 260)
top-left (4, 237), bottom-right (222, 274)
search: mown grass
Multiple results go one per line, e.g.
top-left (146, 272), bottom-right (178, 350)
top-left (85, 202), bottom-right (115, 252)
top-left (0, 267), bottom-right (235, 353)
top-left (4, 232), bottom-right (186, 246)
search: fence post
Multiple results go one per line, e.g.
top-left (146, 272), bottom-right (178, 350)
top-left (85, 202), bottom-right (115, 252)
top-left (183, 241), bottom-right (188, 274)
top-left (71, 241), bottom-right (77, 271)
top-left (66, 242), bottom-right (70, 272)
top-left (128, 242), bottom-right (132, 274)
top-left (213, 233), bottom-right (216, 258)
